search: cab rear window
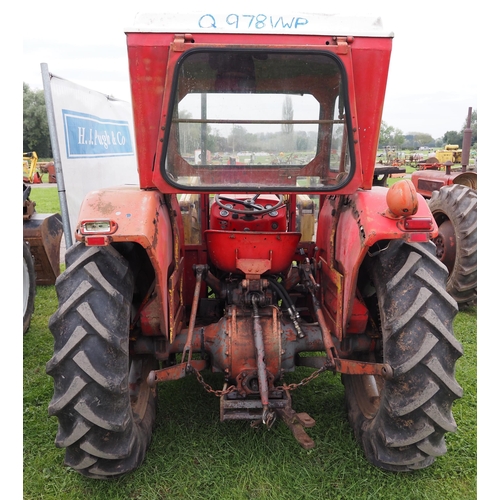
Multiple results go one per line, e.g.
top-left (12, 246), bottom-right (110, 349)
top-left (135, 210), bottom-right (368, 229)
top-left (163, 49), bottom-right (353, 191)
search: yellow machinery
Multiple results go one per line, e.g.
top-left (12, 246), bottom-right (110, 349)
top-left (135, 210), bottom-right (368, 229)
top-left (23, 151), bottom-right (43, 184)
top-left (434, 145), bottom-right (462, 164)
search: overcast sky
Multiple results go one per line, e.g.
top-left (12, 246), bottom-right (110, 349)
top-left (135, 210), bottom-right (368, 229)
top-left (22, 0), bottom-right (477, 139)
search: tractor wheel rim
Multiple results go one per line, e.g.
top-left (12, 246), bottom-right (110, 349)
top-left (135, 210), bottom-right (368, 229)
top-left (433, 219), bottom-right (456, 274)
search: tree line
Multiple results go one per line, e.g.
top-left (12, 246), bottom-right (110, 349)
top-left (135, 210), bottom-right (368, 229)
top-left (23, 82), bottom-right (477, 159)
top-left (378, 110), bottom-right (477, 150)
top-left (23, 83), bottom-right (52, 158)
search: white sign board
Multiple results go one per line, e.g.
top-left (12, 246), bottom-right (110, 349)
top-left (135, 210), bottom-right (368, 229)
top-left (47, 75), bottom-right (138, 234)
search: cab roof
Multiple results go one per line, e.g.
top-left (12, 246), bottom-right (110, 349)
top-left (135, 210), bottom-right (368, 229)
top-left (127, 11), bottom-right (393, 38)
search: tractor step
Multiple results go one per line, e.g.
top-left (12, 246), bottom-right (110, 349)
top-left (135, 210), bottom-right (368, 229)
top-left (220, 391), bottom-right (288, 421)
top-left (220, 390), bottom-right (316, 449)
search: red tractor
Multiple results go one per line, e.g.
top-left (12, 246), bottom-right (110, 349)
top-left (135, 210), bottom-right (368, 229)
top-left (411, 108), bottom-right (477, 308)
top-left (46, 11), bottom-right (463, 478)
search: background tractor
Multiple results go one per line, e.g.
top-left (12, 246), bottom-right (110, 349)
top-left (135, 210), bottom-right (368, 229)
top-left (46, 11), bottom-right (463, 478)
top-left (411, 108), bottom-right (477, 308)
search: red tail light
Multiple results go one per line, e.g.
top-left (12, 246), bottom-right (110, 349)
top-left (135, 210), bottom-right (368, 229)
top-left (85, 236), bottom-right (108, 246)
top-left (403, 217), bottom-right (434, 231)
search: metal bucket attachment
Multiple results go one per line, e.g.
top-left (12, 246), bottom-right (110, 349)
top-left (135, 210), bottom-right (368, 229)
top-left (23, 213), bottom-right (63, 285)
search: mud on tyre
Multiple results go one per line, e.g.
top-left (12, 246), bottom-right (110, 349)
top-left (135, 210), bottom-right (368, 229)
top-left (343, 240), bottom-right (463, 471)
top-left (46, 242), bottom-right (157, 479)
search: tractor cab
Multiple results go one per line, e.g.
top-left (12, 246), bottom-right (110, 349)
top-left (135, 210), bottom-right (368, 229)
top-left (128, 12), bottom-right (393, 197)
top-left (161, 47), bottom-right (354, 271)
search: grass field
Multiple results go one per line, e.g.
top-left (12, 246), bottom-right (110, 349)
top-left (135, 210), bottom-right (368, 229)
top-left (22, 187), bottom-right (477, 499)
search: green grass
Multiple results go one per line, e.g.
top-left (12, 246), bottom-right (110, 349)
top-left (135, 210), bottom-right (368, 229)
top-left (28, 186), bottom-right (61, 214)
top-left (23, 293), bottom-right (477, 500)
top-left (24, 187), bottom-right (477, 499)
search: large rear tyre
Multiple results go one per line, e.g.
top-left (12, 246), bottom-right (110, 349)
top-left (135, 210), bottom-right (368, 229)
top-left (23, 241), bottom-right (36, 334)
top-left (343, 240), bottom-right (463, 471)
top-left (46, 242), bottom-right (157, 479)
top-left (428, 184), bottom-right (477, 308)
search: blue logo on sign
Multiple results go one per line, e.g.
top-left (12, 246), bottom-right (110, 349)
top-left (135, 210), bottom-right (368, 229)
top-left (62, 109), bottom-right (134, 158)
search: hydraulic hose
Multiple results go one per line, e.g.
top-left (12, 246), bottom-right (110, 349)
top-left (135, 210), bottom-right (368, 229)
top-left (268, 278), bottom-right (305, 338)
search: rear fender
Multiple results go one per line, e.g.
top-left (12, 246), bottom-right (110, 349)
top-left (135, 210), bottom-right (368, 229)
top-left (75, 187), bottom-right (173, 337)
top-left (318, 187), bottom-right (437, 332)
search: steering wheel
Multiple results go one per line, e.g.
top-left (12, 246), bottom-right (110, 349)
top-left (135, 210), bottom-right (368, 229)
top-left (215, 193), bottom-right (285, 216)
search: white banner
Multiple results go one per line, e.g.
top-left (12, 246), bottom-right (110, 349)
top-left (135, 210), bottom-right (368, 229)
top-left (47, 74), bottom-right (138, 234)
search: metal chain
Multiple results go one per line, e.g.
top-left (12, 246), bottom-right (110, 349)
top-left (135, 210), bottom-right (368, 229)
top-left (188, 365), bottom-right (236, 397)
top-left (276, 364), bottom-right (329, 392)
top-left (188, 363), bottom-right (329, 397)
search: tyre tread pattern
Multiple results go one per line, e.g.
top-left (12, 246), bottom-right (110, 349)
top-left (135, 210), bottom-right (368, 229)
top-left (47, 242), bottom-right (156, 479)
top-left (343, 240), bottom-right (463, 471)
